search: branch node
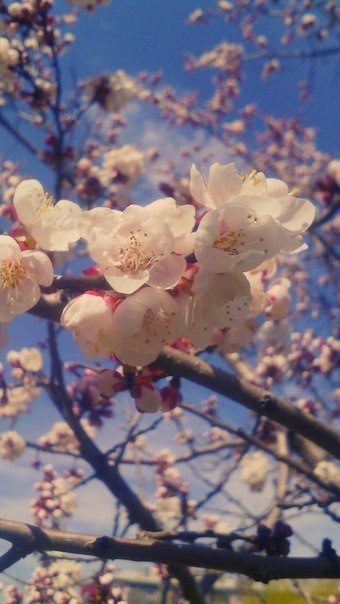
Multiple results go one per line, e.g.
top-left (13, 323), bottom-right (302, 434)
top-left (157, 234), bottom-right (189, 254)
top-left (259, 394), bottom-right (276, 412)
top-left (321, 538), bottom-right (338, 563)
top-left (88, 535), bottom-right (114, 559)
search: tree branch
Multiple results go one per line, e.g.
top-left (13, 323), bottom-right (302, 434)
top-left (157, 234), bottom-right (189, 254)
top-left (0, 518), bottom-right (339, 583)
top-left (156, 347), bottom-right (340, 460)
top-left (0, 112), bottom-right (39, 156)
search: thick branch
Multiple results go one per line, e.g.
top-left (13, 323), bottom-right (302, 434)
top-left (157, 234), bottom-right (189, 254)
top-left (0, 518), bottom-right (339, 583)
top-left (29, 294), bottom-right (340, 464)
top-left (29, 296), bottom-right (340, 461)
top-left (156, 347), bottom-right (340, 460)
top-left (0, 544), bottom-right (31, 573)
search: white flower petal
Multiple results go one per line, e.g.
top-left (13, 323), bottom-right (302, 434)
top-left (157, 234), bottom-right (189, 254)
top-left (0, 235), bottom-right (21, 261)
top-left (277, 196), bottom-right (315, 232)
top-left (148, 254), bottom-right (186, 289)
top-left (21, 250), bottom-right (54, 287)
top-left (13, 179), bottom-right (45, 227)
top-left (190, 164), bottom-right (211, 207)
top-left (208, 162), bottom-right (243, 207)
top-left (266, 178), bottom-right (289, 198)
top-left (104, 267), bottom-right (149, 294)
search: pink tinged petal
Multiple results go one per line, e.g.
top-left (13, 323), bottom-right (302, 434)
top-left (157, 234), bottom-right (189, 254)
top-left (13, 179), bottom-right (44, 227)
top-left (21, 250), bottom-right (54, 286)
top-left (190, 164), bottom-right (211, 208)
top-left (148, 254), bottom-right (186, 289)
top-left (208, 162), bottom-right (243, 207)
top-left (134, 385), bottom-right (162, 413)
top-left (277, 197), bottom-right (315, 232)
top-left (266, 178), bottom-right (289, 198)
top-left (0, 235), bottom-right (22, 261)
top-left (104, 267), bottom-right (149, 294)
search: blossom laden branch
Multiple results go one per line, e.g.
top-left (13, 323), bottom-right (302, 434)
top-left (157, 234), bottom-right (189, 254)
top-left (155, 347), bottom-right (340, 460)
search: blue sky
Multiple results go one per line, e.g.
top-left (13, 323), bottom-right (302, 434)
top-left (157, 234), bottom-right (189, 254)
top-left (58, 0), bottom-right (339, 151)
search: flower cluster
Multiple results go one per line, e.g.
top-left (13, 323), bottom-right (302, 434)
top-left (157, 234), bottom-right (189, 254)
top-left (31, 464), bottom-right (77, 528)
top-left (240, 451), bottom-right (270, 492)
top-left (8, 162), bottom-right (314, 369)
top-left (81, 69), bottom-right (137, 112)
top-left (0, 430), bottom-right (26, 460)
top-left (0, 235), bottom-right (54, 321)
top-left (81, 564), bottom-right (128, 604)
top-left (0, 37), bottom-right (19, 72)
top-left (26, 559), bottom-right (82, 604)
top-left (38, 420), bottom-right (95, 454)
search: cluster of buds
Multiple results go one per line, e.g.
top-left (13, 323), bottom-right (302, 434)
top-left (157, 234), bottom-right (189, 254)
top-left (240, 451), bottom-right (270, 492)
top-left (255, 521), bottom-right (293, 556)
top-left (81, 564), bottom-right (128, 604)
top-left (26, 559), bottom-right (82, 603)
top-left (66, 369), bottom-right (117, 426)
top-left (81, 70), bottom-right (137, 112)
top-left (30, 464), bottom-right (77, 528)
top-left (38, 419), bottom-right (95, 454)
top-left (0, 430), bottom-right (26, 460)
top-left (151, 449), bottom-right (196, 525)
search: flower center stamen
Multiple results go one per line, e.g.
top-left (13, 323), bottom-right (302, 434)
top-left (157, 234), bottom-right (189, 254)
top-left (34, 192), bottom-right (54, 218)
top-left (119, 231), bottom-right (160, 274)
top-left (213, 229), bottom-right (246, 255)
top-left (0, 259), bottom-right (29, 311)
top-left (0, 259), bottom-right (27, 289)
